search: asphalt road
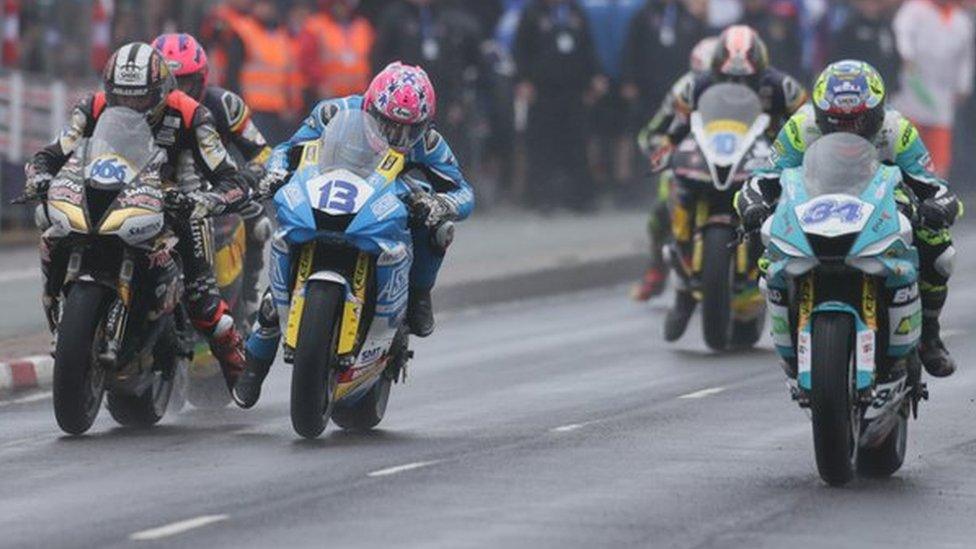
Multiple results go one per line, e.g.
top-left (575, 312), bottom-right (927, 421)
top-left (2, 232), bottom-right (976, 548)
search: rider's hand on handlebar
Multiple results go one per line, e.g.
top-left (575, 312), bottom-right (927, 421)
top-left (409, 192), bottom-right (458, 229)
top-left (165, 190), bottom-right (219, 221)
top-left (257, 168), bottom-right (289, 199)
top-left (648, 138), bottom-right (675, 173)
top-left (740, 202), bottom-right (770, 232)
top-left (24, 165), bottom-right (53, 199)
top-left (919, 195), bottom-right (958, 229)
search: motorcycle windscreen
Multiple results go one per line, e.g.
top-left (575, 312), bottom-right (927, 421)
top-left (84, 107), bottom-right (158, 190)
top-left (693, 83), bottom-right (765, 167)
top-left (317, 110), bottom-right (389, 181)
top-left (802, 133), bottom-right (879, 198)
top-left (307, 110), bottom-right (392, 217)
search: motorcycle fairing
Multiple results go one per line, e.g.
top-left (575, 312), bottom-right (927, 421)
top-left (274, 138), bottom-right (413, 405)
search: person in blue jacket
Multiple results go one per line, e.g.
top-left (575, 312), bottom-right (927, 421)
top-left (234, 62), bottom-right (475, 408)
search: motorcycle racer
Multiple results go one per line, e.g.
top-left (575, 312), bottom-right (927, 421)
top-left (233, 61), bottom-right (474, 409)
top-left (735, 60), bottom-right (961, 378)
top-left (153, 32), bottom-right (274, 323)
top-left (24, 42), bottom-right (253, 392)
top-left (650, 25), bottom-right (808, 340)
top-left (632, 36), bottom-right (718, 301)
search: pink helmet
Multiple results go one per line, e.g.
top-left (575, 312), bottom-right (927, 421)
top-left (363, 62), bottom-right (437, 151)
top-left (153, 33), bottom-right (209, 100)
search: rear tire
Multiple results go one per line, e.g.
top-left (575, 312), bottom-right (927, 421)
top-left (701, 226), bottom-right (735, 351)
top-left (53, 283), bottom-right (108, 435)
top-left (106, 324), bottom-right (178, 427)
top-left (332, 378), bottom-right (392, 431)
top-left (290, 282), bottom-right (342, 439)
top-left (106, 372), bottom-right (173, 427)
top-left (858, 410), bottom-right (908, 477)
top-left (810, 313), bottom-right (858, 486)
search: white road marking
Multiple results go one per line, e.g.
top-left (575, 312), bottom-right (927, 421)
top-left (0, 391), bottom-right (52, 408)
top-left (550, 423), bottom-right (587, 433)
top-left (0, 268), bottom-right (38, 284)
top-left (130, 514), bottom-right (229, 541)
top-left (367, 460), bottom-right (440, 478)
top-left (678, 387), bottom-right (726, 399)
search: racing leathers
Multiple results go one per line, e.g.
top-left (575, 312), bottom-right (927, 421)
top-left (633, 71), bottom-right (694, 300)
top-left (200, 85), bottom-right (274, 322)
top-left (657, 68), bottom-right (807, 337)
top-left (29, 90), bottom-right (254, 390)
top-left (237, 95), bottom-right (474, 407)
top-left (735, 105), bottom-right (961, 377)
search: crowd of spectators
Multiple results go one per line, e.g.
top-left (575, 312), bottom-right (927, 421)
top-left (6, 0), bottom-right (976, 212)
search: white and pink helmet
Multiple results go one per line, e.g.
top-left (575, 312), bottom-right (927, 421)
top-left (363, 62), bottom-right (437, 151)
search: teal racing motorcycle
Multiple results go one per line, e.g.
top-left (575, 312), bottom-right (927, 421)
top-left (271, 110), bottom-right (429, 439)
top-left (760, 133), bottom-right (927, 486)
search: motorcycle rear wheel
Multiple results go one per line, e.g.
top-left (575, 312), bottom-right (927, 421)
top-left (53, 283), bottom-right (108, 435)
top-left (810, 312), bottom-right (859, 486)
top-left (858, 409), bottom-right (908, 477)
top-left (290, 281), bottom-right (341, 439)
top-left (106, 323), bottom-right (178, 427)
top-left (332, 378), bottom-right (392, 431)
top-left (106, 371), bottom-right (173, 427)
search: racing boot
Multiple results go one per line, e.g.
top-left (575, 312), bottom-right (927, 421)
top-left (664, 290), bottom-right (697, 342)
top-left (632, 265), bottom-right (668, 301)
top-left (209, 316), bottom-right (247, 392)
top-left (408, 287), bottom-right (435, 338)
top-left (232, 350), bottom-right (273, 409)
top-left (919, 313), bottom-right (956, 378)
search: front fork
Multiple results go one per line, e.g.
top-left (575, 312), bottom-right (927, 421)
top-left (283, 243), bottom-right (370, 369)
top-left (670, 197), bottom-right (755, 290)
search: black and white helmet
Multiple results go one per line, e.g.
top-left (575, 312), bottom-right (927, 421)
top-left (103, 42), bottom-right (176, 120)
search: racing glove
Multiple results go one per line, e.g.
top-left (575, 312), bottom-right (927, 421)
top-left (257, 168), bottom-right (289, 199)
top-left (648, 137), bottom-right (675, 173)
top-left (919, 194), bottom-right (961, 229)
top-left (165, 189), bottom-right (221, 221)
top-left (740, 201), bottom-right (771, 232)
top-left (24, 164), bottom-right (53, 198)
top-left (409, 192), bottom-right (459, 230)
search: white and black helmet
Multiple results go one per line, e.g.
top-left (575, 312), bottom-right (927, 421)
top-left (103, 42), bottom-right (176, 119)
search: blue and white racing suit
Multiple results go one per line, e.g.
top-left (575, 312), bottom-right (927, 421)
top-left (246, 95), bottom-right (475, 364)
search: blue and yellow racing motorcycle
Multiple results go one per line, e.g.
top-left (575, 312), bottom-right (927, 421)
top-left (272, 110), bottom-right (419, 439)
top-left (760, 133), bottom-right (927, 485)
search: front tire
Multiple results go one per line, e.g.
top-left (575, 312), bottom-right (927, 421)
top-left (700, 225), bottom-right (735, 351)
top-left (290, 281), bottom-right (342, 439)
top-left (810, 313), bottom-right (859, 486)
top-left (53, 283), bottom-right (109, 435)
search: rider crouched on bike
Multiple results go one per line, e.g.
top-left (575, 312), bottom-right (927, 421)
top-left (24, 42), bottom-right (253, 391)
top-left (154, 33), bottom-right (274, 323)
top-left (233, 61), bottom-right (475, 409)
top-left (651, 25), bottom-right (808, 341)
top-left (632, 36), bottom-right (718, 301)
top-left (736, 60), bottom-right (961, 378)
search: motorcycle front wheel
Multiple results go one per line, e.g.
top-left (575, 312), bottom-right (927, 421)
top-left (290, 281), bottom-right (341, 439)
top-left (53, 283), bottom-right (108, 435)
top-left (810, 312), bottom-right (859, 486)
